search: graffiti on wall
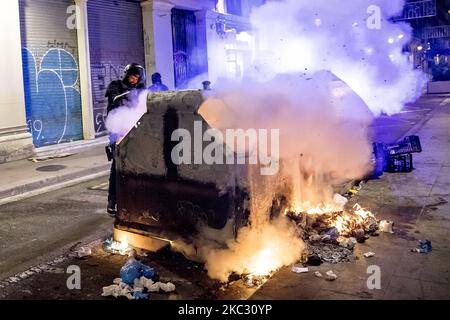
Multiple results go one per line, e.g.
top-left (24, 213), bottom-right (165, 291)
top-left (47, 39), bottom-right (77, 53)
top-left (91, 62), bottom-right (126, 134)
top-left (22, 47), bottom-right (83, 147)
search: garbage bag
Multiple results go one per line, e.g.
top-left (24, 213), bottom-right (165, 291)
top-left (120, 257), bottom-right (158, 285)
top-left (120, 258), bottom-right (144, 285)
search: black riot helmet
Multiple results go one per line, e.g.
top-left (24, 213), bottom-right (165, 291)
top-left (122, 63), bottom-right (146, 88)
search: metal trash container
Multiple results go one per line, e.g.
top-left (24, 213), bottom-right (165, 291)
top-left (113, 90), bottom-right (250, 251)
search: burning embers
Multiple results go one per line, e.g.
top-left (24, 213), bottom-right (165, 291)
top-left (289, 203), bottom-right (378, 238)
top-left (222, 197), bottom-right (380, 286)
top-left (286, 202), bottom-right (379, 264)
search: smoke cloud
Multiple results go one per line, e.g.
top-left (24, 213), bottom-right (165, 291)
top-left (105, 90), bottom-right (149, 142)
top-left (189, 0), bottom-right (427, 281)
top-left (105, 0), bottom-right (427, 282)
top-left (248, 0), bottom-right (426, 115)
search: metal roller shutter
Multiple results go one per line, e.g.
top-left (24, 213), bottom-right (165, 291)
top-left (87, 0), bottom-right (145, 135)
top-left (19, 0), bottom-right (83, 147)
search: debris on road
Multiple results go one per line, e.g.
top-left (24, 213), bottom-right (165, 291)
top-left (379, 220), bottom-right (394, 233)
top-left (314, 271), bottom-right (323, 278)
top-left (373, 135), bottom-right (422, 175)
top-left (333, 193), bottom-right (348, 207)
top-left (287, 201), bottom-right (382, 265)
top-left (325, 270), bottom-right (337, 281)
top-left (102, 282), bottom-right (134, 300)
top-left (75, 247), bottom-right (92, 258)
top-left (363, 252), bottom-right (375, 258)
top-left (120, 257), bottom-right (157, 285)
top-left (309, 234), bottom-right (322, 242)
top-left (102, 258), bottom-right (175, 300)
top-left (291, 265), bottom-right (309, 273)
top-left (337, 237), bottom-right (357, 249)
top-left (133, 291), bottom-right (149, 300)
top-left (411, 239), bottom-right (432, 253)
top-left (309, 243), bottom-right (354, 264)
top-left (324, 227), bottom-right (339, 242)
top-left (305, 254), bottom-right (322, 266)
top-left (103, 238), bottom-right (132, 255)
top-left (134, 276), bottom-right (176, 293)
top-left (243, 274), bottom-right (268, 288)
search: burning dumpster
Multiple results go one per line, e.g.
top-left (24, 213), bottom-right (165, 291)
top-left (113, 90), bottom-right (251, 251)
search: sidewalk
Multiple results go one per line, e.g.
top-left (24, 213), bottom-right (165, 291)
top-left (0, 137), bottom-right (110, 206)
top-left (250, 96), bottom-right (450, 300)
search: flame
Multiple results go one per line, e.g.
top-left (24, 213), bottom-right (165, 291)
top-left (246, 247), bottom-right (277, 276)
top-left (289, 199), bottom-right (376, 236)
top-left (105, 240), bottom-right (130, 255)
top-left (353, 203), bottom-right (372, 219)
top-left (241, 222), bottom-right (303, 277)
top-left (290, 201), bottom-right (343, 215)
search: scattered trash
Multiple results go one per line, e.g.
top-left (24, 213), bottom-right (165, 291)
top-left (363, 252), bottom-right (375, 258)
top-left (337, 237), bottom-right (357, 250)
top-left (323, 227), bottom-right (339, 241)
top-left (228, 273), bottom-right (241, 283)
top-left (325, 270), bottom-right (337, 281)
top-left (333, 193), bottom-right (348, 208)
top-left (379, 220), bottom-right (394, 233)
top-left (120, 257), bottom-right (157, 285)
top-left (159, 282), bottom-right (176, 293)
top-left (103, 274), bottom-right (175, 300)
top-left (133, 291), bottom-right (149, 300)
top-left (47, 267), bottom-right (65, 274)
top-left (101, 282), bottom-right (134, 300)
top-left (314, 271), bottom-right (323, 278)
top-left (133, 276), bottom-right (175, 293)
top-left (309, 235), bottom-right (322, 242)
top-left (103, 238), bottom-right (132, 255)
top-left (76, 247), bottom-right (92, 258)
top-left (373, 135), bottom-right (422, 175)
top-left (309, 243), bottom-right (354, 264)
top-left (305, 254), bottom-right (322, 266)
top-left (411, 239), bottom-right (432, 254)
top-left (351, 228), bottom-right (367, 243)
top-left (387, 154), bottom-right (413, 173)
top-left (291, 265), bottom-right (309, 273)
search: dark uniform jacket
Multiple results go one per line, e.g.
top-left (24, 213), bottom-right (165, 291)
top-left (105, 80), bottom-right (145, 114)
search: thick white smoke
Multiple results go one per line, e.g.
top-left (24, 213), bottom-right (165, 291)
top-left (188, 0), bottom-right (427, 281)
top-left (105, 0), bottom-right (427, 282)
top-left (104, 90), bottom-right (148, 142)
top-left (248, 0), bottom-right (427, 115)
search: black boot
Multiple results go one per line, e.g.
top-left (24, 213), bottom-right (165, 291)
top-left (107, 200), bottom-right (117, 217)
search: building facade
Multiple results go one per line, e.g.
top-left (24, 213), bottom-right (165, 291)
top-left (0, 0), bottom-right (264, 163)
